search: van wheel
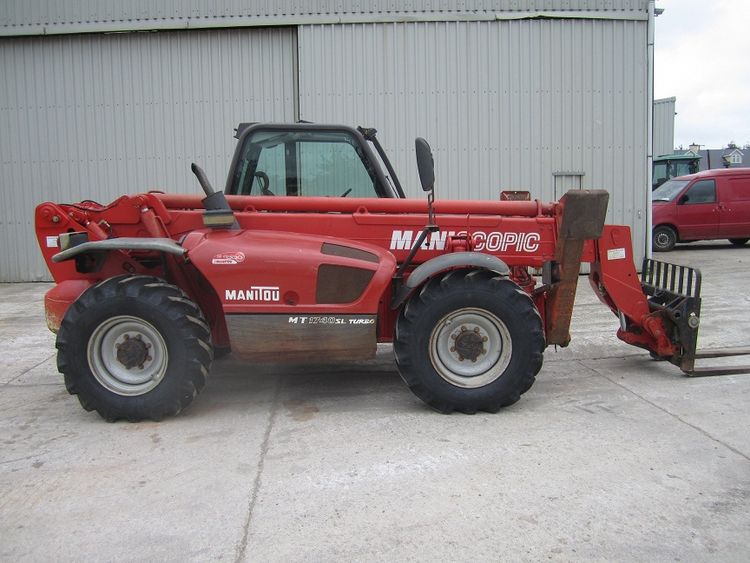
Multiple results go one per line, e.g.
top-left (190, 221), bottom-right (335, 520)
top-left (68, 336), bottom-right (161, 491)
top-left (653, 226), bottom-right (677, 252)
top-left (394, 269), bottom-right (545, 414)
top-left (729, 238), bottom-right (749, 247)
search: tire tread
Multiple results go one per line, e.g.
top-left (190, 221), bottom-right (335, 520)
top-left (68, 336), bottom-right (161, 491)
top-left (394, 269), bottom-right (544, 414)
top-left (56, 275), bottom-right (212, 422)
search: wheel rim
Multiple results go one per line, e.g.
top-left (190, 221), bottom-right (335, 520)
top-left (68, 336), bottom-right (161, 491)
top-left (654, 230), bottom-right (671, 249)
top-left (429, 307), bottom-right (512, 388)
top-left (87, 315), bottom-right (168, 396)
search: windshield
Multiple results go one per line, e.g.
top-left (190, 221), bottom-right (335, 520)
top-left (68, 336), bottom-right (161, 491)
top-left (229, 129), bottom-right (381, 197)
top-left (652, 179), bottom-right (689, 202)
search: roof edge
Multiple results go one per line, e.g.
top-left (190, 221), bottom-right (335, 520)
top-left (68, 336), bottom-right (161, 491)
top-left (0, 10), bottom-right (649, 38)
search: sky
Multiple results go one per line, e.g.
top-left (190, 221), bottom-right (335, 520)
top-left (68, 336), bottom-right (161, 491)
top-left (654, 0), bottom-right (750, 150)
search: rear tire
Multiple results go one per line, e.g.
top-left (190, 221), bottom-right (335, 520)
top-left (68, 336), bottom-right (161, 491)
top-left (56, 275), bottom-right (213, 421)
top-left (394, 269), bottom-right (545, 413)
top-left (653, 226), bottom-right (677, 252)
top-left (729, 238), bottom-right (749, 247)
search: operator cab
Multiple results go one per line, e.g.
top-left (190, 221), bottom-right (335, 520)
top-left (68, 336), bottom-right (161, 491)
top-left (652, 153), bottom-right (701, 190)
top-left (226, 123), bottom-right (405, 198)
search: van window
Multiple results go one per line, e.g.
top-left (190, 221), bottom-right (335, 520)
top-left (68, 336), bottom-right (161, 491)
top-left (683, 180), bottom-right (716, 204)
top-left (726, 178), bottom-right (750, 201)
top-left (653, 179), bottom-right (689, 202)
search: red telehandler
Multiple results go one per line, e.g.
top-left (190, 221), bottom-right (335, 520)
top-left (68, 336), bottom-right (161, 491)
top-left (34, 123), bottom-right (749, 421)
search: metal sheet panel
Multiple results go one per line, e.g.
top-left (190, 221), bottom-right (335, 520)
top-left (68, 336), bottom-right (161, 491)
top-left (1, 1), bottom-right (648, 36)
top-left (298, 19), bottom-right (649, 264)
top-left (0, 27), bottom-right (296, 281)
top-left (653, 96), bottom-right (676, 157)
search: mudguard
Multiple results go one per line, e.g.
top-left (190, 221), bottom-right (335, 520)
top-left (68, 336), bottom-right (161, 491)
top-left (52, 237), bottom-right (185, 263)
top-left (391, 252), bottom-right (510, 309)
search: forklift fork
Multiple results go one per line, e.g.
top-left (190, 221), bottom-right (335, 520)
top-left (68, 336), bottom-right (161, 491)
top-left (641, 258), bottom-right (750, 376)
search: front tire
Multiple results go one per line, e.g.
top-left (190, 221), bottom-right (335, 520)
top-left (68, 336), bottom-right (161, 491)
top-left (653, 225), bottom-right (677, 252)
top-left (729, 238), bottom-right (749, 247)
top-left (394, 269), bottom-right (545, 413)
top-left (56, 275), bottom-right (213, 421)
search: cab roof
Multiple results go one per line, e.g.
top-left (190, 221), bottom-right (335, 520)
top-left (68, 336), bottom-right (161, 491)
top-left (654, 153), bottom-right (701, 162)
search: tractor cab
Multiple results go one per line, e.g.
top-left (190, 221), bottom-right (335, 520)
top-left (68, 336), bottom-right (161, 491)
top-left (226, 123), bottom-right (405, 198)
top-left (652, 153), bottom-right (701, 190)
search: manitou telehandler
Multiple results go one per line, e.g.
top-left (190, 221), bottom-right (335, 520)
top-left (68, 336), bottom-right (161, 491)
top-left (34, 123), bottom-right (749, 421)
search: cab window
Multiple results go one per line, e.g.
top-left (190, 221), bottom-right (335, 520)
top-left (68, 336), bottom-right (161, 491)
top-left (682, 180), bottom-right (716, 204)
top-left (653, 162), bottom-right (668, 188)
top-left (230, 130), bottom-right (379, 197)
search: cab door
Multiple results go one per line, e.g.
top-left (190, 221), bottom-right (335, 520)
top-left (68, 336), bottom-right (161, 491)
top-left (717, 175), bottom-right (750, 238)
top-left (676, 179), bottom-right (719, 240)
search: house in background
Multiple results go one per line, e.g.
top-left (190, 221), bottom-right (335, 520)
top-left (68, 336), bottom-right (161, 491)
top-left (684, 144), bottom-right (750, 170)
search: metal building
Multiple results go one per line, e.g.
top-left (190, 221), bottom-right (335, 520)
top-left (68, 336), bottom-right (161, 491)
top-left (0, 1), bottom-right (655, 282)
top-left (653, 97), bottom-right (676, 157)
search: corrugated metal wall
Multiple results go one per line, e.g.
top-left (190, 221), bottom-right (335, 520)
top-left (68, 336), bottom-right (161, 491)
top-left (1, 1), bottom-right (648, 35)
top-left (653, 96), bottom-right (676, 156)
top-left (0, 4), bottom-right (651, 281)
top-left (0, 28), bottom-right (296, 282)
top-left (298, 20), bottom-right (649, 261)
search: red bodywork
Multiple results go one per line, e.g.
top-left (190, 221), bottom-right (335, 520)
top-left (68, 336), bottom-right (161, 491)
top-left (652, 168), bottom-right (750, 244)
top-left (35, 191), bottom-right (675, 358)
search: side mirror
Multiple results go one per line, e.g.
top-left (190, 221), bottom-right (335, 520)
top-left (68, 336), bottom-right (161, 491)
top-left (415, 137), bottom-right (435, 192)
top-left (678, 194), bottom-right (689, 205)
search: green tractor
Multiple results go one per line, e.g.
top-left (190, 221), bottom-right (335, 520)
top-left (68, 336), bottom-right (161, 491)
top-left (652, 153), bottom-right (701, 190)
